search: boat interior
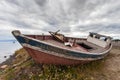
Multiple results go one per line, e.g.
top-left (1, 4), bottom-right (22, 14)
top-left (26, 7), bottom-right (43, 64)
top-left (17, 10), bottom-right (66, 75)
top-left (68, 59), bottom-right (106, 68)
top-left (24, 31), bottom-right (112, 53)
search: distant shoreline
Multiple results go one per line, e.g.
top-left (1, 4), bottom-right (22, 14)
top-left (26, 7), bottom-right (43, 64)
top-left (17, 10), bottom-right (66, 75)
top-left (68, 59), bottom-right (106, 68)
top-left (0, 40), bottom-right (16, 42)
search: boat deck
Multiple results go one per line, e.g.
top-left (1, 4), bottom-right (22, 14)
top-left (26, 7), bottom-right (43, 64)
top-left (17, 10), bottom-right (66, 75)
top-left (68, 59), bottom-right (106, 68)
top-left (43, 39), bottom-right (106, 53)
top-left (25, 35), bottom-right (108, 53)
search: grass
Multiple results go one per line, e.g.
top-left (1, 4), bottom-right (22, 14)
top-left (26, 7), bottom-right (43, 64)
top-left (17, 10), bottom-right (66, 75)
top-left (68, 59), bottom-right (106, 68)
top-left (0, 48), bottom-right (107, 80)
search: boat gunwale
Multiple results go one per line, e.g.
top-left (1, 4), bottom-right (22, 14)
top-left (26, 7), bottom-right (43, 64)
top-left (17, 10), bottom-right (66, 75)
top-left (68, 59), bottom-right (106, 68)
top-left (19, 33), bottom-right (112, 55)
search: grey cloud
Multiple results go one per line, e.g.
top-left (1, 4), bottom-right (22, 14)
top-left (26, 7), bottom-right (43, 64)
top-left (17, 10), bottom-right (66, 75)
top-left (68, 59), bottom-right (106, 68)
top-left (0, 0), bottom-right (120, 39)
top-left (7, 0), bottom-right (19, 6)
top-left (35, 0), bottom-right (48, 7)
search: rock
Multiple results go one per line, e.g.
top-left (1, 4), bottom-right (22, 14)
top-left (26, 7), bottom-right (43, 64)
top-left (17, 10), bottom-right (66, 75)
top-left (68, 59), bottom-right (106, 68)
top-left (0, 65), bottom-right (8, 69)
top-left (4, 56), bottom-right (7, 58)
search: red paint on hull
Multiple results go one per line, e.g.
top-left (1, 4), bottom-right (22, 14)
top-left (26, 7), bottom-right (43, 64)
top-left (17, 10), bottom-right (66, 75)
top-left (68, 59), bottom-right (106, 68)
top-left (24, 47), bottom-right (91, 65)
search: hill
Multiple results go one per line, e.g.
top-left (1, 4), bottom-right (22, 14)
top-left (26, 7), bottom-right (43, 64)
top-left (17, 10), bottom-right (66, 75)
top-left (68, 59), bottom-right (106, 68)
top-left (0, 42), bottom-right (120, 80)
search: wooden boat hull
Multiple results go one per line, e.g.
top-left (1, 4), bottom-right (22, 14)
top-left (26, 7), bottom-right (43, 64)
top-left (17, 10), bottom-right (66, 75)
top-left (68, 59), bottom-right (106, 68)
top-left (12, 30), bottom-right (112, 65)
top-left (24, 47), bottom-right (91, 65)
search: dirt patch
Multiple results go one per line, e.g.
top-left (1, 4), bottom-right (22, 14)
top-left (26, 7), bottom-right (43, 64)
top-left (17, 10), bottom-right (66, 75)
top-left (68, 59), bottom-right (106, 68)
top-left (101, 47), bottom-right (120, 80)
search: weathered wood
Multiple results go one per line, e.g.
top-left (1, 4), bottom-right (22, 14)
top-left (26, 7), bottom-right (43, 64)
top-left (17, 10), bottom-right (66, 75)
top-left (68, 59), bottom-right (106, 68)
top-left (12, 30), bottom-right (112, 65)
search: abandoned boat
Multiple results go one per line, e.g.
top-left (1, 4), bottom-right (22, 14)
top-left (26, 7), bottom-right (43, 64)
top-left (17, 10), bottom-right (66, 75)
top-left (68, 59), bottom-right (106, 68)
top-left (12, 30), bottom-right (112, 65)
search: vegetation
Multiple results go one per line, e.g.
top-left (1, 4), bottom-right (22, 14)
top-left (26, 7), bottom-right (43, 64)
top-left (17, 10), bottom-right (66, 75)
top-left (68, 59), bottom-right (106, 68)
top-left (0, 48), bottom-right (111, 80)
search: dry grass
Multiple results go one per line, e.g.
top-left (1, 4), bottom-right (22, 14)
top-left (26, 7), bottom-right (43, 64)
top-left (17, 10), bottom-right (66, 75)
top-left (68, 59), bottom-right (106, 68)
top-left (0, 44), bottom-right (120, 80)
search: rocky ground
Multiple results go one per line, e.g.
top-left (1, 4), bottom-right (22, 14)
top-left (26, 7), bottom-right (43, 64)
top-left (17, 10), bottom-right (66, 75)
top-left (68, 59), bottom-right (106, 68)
top-left (0, 41), bottom-right (120, 80)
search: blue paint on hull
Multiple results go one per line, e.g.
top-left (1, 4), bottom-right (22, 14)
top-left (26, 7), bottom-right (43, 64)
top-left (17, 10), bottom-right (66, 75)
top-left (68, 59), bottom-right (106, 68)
top-left (15, 35), bottom-right (107, 59)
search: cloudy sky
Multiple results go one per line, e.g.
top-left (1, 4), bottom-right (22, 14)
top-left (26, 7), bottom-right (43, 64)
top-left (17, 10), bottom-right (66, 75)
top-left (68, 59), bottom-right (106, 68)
top-left (0, 0), bottom-right (120, 40)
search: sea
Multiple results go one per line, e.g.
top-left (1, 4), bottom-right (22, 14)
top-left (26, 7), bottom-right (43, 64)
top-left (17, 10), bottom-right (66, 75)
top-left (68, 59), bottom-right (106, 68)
top-left (0, 36), bottom-right (119, 64)
top-left (0, 40), bottom-right (22, 63)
